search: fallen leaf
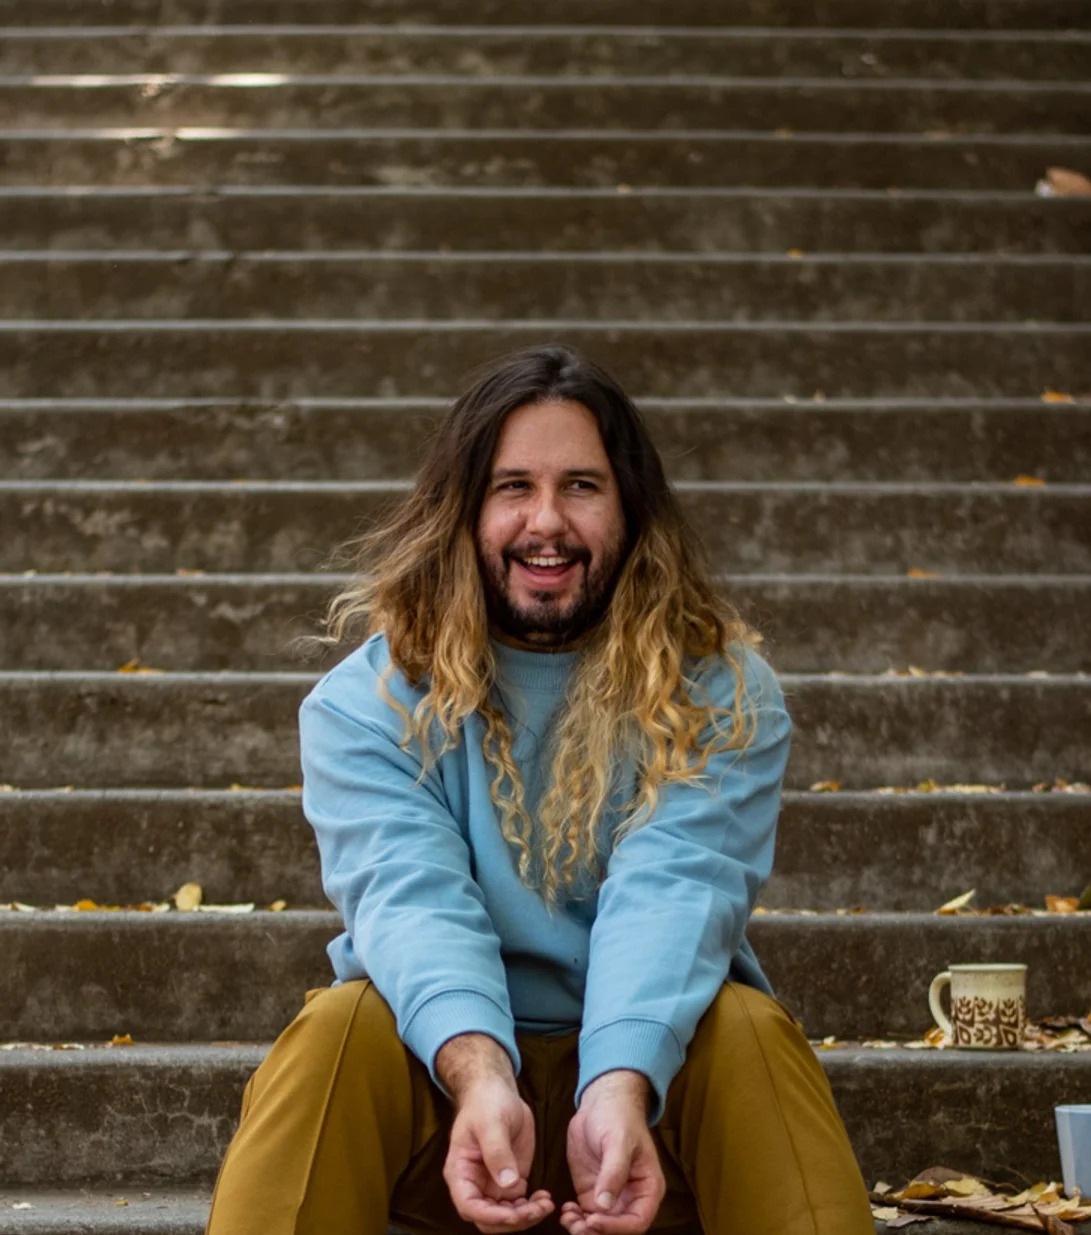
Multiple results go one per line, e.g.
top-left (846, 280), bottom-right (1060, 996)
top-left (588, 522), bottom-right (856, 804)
top-left (907, 568), bottom-right (940, 578)
top-left (269, 899), bottom-right (287, 912)
top-left (786, 248), bottom-right (804, 259)
top-left (1041, 389), bottom-right (1076, 403)
top-left (1077, 883), bottom-right (1091, 911)
top-left (809, 780), bottom-right (841, 792)
top-left (1013, 475), bottom-right (1047, 486)
top-left (937, 889), bottom-right (976, 914)
top-left (114, 1199), bottom-right (129, 1207)
top-left (1045, 895), bottom-right (1079, 914)
top-left (172, 881), bottom-right (203, 912)
top-left (116, 658), bottom-right (165, 675)
top-left (1045, 167), bottom-right (1091, 197)
top-left (109, 1033), bottom-right (134, 1046)
top-left (11, 1203), bottom-right (33, 1210)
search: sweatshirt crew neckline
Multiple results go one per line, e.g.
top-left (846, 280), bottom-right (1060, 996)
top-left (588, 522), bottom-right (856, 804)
top-left (491, 639), bottom-right (581, 694)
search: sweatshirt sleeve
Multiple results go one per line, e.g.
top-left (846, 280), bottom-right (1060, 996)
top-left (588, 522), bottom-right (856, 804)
top-left (299, 671), bottom-right (520, 1088)
top-left (576, 647), bottom-right (791, 1123)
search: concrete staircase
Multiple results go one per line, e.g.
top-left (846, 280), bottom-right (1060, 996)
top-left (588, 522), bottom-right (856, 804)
top-left (2, 1), bottom-right (1091, 1231)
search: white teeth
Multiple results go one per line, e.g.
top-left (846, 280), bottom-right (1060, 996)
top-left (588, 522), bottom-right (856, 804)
top-left (523, 556), bottom-right (570, 567)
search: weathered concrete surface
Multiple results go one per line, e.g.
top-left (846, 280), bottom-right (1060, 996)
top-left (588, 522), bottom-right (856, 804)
top-left (4, 401), bottom-right (1089, 483)
top-left (770, 792), bottom-right (1091, 909)
top-left (2, 672), bottom-right (1088, 789)
top-left (8, 78), bottom-right (1091, 135)
top-left (4, 574), bottom-right (1089, 674)
top-left (4, 132), bottom-right (1090, 191)
top-left (1, 909), bottom-right (1088, 1040)
top-left (9, 0), bottom-right (1091, 30)
top-left (0, 1045), bottom-right (1088, 1185)
top-left (4, 253), bottom-right (1089, 323)
top-left (2, 789), bottom-right (1086, 912)
top-left (0, 1189), bottom-right (211, 1234)
top-left (3, 322), bottom-right (1088, 400)
top-left (1, 189), bottom-right (1087, 255)
top-left (7, 29), bottom-right (1090, 80)
top-left (5, 480), bottom-right (1091, 574)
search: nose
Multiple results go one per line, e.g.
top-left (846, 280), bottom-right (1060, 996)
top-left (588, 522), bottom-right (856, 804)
top-left (525, 489), bottom-right (566, 540)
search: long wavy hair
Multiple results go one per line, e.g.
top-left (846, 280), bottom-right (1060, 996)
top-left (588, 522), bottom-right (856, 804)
top-left (318, 345), bottom-right (762, 903)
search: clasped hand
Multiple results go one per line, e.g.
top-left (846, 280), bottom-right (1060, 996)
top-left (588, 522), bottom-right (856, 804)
top-left (443, 1069), bottom-right (665, 1235)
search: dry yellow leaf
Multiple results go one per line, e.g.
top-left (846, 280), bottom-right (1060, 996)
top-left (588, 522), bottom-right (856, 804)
top-left (109, 1033), bottom-right (134, 1047)
top-left (114, 1199), bottom-right (129, 1207)
top-left (809, 780), bottom-right (841, 792)
top-left (1045, 895), bottom-right (1079, 913)
top-left (269, 899), bottom-right (287, 912)
top-left (944, 1176), bottom-right (990, 1198)
top-left (906, 568), bottom-right (940, 579)
top-left (937, 889), bottom-right (976, 914)
top-left (786, 248), bottom-right (804, 259)
top-left (1013, 475), bottom-right (1046, 486)
top-left (1041, 388), bottom-right (1076, 403)
top-left (172, 881), bottom-right (203, 912)
top-left (74, 898), bottom-right (99, 911)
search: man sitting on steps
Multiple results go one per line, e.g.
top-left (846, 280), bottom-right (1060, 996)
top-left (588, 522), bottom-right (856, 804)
top-left (205, 345), bottom-right (874, 1235)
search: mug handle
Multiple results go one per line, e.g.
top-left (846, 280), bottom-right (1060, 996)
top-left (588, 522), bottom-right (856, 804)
top-left (928, 971), bottom-right (953, 1039)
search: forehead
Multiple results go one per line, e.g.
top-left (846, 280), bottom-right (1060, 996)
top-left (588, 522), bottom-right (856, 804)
top-left (491, 399), bottom-right (609, 470)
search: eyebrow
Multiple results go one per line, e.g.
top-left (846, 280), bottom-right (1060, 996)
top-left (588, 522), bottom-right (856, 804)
top-left (491, 467), bottom-right (611, 482)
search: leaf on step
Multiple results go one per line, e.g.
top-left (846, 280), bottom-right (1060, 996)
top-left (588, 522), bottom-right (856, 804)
top-left (1041, 388), bottom-right (1076, 403)
top-left (116, 657), bottom-right (165, 674)
top-left (1045, 895), bottom-right (1079, 914)
top-left (785, 248), bottom-right (804, 259)
top-left (936, 889), bottom-right (976, 914)
top-left (906, 568), bottom-right (940, 578)
top-left (1076, 883), bottom-right (1091, 911)
top-left (808, 780), bottom-right (841, 792)
top-left (1045, 167), bottom-right (1091, 197)
top-left (269, 900), bottom-right (287, 912)
top-left (114, 1200), bottom-right (129, 1207)
top-left (172, 881), bottom-right (203, 912)
top-left (1013, 475), bottom-right (1047, 486)
top-left (109, 1033), bottom-right (134, 1047)
top-left (871, 1205), bottom-right (901, 1221)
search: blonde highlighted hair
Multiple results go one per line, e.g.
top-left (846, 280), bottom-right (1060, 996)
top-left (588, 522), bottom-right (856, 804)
top-left (319, 345), bottom-right (762, 903)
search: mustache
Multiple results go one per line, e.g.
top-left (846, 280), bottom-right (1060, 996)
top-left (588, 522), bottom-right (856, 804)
top-left (502, 543), bottom-right (592, 567)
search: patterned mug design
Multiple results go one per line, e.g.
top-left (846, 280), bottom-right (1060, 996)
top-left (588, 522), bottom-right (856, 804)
top-left (951, 994), bottom-right (1027, 1048)
top-left (928, 964), bottom-right (1028, 1051)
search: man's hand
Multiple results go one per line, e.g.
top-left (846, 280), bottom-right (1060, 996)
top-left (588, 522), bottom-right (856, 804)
top-left (437, 1033), bottom-right (554, 1233)
top-left (560, 1070), bottom-right (665, 1235)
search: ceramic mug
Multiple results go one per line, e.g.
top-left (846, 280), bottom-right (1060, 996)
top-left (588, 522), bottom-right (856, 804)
top-left (928, 963), bottom-right (1027, 1049)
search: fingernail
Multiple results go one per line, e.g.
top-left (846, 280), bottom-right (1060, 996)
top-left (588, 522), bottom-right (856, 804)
top-left (499, 1169), bottom-right (518, 1187)
top-left (596, 1191), bottom-right (614, 1209)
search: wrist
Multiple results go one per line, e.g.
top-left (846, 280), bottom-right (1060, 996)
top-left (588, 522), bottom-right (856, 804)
top-left (579, 1068), bottom-right (652, 1115)
top-left (436, 1032), bottom-right (517, 1105)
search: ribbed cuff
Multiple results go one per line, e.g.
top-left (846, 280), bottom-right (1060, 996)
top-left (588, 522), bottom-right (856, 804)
top-left (577, 1019), bottom-right (683, 1125)
top-left (403, 990), bottom-right (521, 1097)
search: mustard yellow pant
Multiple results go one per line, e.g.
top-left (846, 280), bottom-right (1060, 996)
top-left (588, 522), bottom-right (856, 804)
top-left (206, 981), bottom-right (873, 1235)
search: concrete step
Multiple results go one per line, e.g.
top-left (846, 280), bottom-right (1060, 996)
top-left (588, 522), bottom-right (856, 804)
top-left (2, 188), bottom-right (1087, 254)
top-left (3, 909), bottom-right (1090, 1041)
top-left (0, 1042), bottom-right (1086, 1187)
top-left (0, 1188), bottom-right (211, 1235)
top-left (3, 252), bottom-right (1088, 323)
top-left (3, 400), bottom-right (1090, 484)
top-left (8, 76), bottom-right (1091, 135)
top-left (1, 671), bottom-right (1087, 790)
top-left (4, 131), bottom-right (1089, 191)
top-left (4, 481), bottom-right (1089, 575)
top-left (5, 27), bottom-right (1090, 80)
top-left (3, 788), bottom-right (1086, 912)
top-left (2, 323), bottom-right (1089, 399)
top-left (0, 1192), bottom-right (1005, 1235)
top-left (4, 574), bottom-right (1088, 675)
top-left (8, 0), bottom-right (1091, 31)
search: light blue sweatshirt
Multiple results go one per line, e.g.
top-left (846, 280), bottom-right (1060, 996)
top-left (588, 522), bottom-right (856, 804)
top-left (299, 633), bottom-right (791, 1122)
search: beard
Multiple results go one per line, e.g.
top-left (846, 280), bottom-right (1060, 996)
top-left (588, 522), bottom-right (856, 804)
top-left (479, 537), bottom-right (627, 649)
